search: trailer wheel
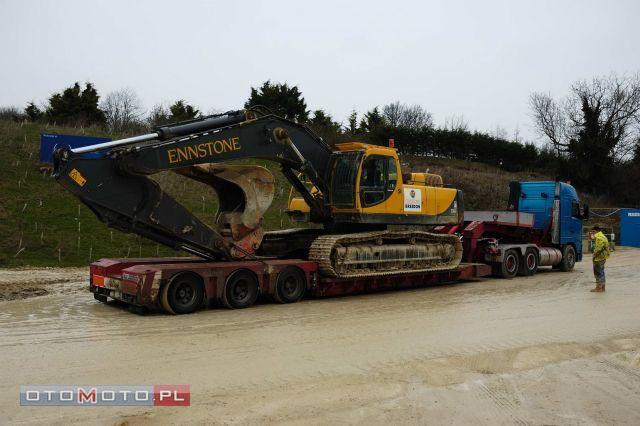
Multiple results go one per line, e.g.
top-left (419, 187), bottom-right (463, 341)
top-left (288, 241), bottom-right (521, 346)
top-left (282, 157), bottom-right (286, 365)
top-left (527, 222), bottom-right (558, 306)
top-left (274, 267), bottom-right (306, 304)
top-left (500, 249), bottom-right (520, 279)
top-left (222, 270), bottom-right (259, 309)
top-left (93, 293), bottom-right (108, 303)
top-left (160, 282), bottom-right (176, 315)
top-left (559, 245), bottom-right (576, 272)
top-left (161, 274), bottom-right (204, 315)
top-left (518, 248), bottom-right (538, 276)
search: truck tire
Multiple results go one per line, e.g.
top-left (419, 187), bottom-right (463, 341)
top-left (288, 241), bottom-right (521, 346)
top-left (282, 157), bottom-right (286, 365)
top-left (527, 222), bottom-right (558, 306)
top-left (93, 293), bottom-right (108, 303)
top-left (518, 248), bottom-right (538, 276)
top-left (222, 269), bottom-right (259, 309)
top-left (500, 249), bottom-right (520, 279)
top-left (559, 245), bottom-right (576, 272)
top-left (274, 266), bottom-right (306, 304)
top-left (161, 274), bottom-right (204, 315)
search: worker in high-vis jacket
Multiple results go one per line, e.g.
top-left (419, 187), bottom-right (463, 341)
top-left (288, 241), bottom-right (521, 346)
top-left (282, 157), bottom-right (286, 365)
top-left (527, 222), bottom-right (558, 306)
top-left (590, 225), bottom-right (611, 292)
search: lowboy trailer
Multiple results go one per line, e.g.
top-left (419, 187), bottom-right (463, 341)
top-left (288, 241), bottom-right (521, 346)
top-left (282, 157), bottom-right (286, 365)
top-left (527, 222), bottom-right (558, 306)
top-left (88, 180), bottom-right (587, 314)
top-left (90, 258), bottom-right (491, 314)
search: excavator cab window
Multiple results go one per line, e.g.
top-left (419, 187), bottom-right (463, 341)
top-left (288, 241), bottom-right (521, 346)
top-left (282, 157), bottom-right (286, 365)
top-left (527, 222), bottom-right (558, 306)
top-left (360, 155), bottom-right (397, 207)
top-left (329, 151), bottom-right (362, 208)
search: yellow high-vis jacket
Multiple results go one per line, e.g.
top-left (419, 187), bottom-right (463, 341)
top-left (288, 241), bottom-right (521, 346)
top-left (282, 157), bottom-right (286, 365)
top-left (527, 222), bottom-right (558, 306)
top-left (593, 231), bottom-right (611, 262)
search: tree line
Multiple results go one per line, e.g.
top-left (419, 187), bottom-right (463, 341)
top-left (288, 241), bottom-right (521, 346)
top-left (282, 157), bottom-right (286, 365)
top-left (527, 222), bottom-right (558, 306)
top-left (3, 75), bottom-right (639, 205)
top-left (3, 82), bottom-right (203, 133)
top-left (5, 80), bottom-right (545, 174)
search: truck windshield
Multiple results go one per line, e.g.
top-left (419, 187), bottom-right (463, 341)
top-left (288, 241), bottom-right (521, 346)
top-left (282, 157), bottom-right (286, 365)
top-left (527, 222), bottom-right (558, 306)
top-left (330, 151), bottom-right (362, 208)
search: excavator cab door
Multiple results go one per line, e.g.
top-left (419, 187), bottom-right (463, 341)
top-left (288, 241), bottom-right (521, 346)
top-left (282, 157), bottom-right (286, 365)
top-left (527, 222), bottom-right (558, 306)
top-left (359, 154), bottom-right (398, 208)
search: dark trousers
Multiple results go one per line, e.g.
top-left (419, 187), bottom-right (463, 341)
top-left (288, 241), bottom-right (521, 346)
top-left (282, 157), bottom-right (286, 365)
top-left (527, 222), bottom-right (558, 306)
top-left (593, 260), bottom-right (606, 284)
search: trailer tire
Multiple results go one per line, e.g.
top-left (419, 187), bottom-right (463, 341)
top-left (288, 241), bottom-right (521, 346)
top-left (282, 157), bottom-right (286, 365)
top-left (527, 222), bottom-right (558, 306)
top-left (518, 248), bottom-right (538, 276)
top-left (274, 266), bottom-right (306, 304)
top-left (559, 245), bottom-right (576, 272)
top-left (161, 273), bottom-right (204, 315)
top-left (160, 282), bottom-right (176, 315)
top-left (500, 249), bottom-right (520, 279)
top-left (222, 269), bottom-right (259, 309)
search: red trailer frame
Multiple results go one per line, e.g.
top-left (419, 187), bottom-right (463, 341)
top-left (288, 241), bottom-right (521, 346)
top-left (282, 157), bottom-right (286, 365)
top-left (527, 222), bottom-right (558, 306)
top-left (89, 257), bottom-right (491, 314)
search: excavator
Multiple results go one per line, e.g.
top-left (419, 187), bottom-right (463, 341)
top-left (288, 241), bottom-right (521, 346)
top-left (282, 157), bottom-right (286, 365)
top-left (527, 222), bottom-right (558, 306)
top-left (53, 108), bottom-right (463, 279)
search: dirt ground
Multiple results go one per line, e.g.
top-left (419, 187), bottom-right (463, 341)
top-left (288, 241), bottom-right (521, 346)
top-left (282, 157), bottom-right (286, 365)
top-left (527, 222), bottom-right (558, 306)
top-left (1, 250), bottom-right (639, 425)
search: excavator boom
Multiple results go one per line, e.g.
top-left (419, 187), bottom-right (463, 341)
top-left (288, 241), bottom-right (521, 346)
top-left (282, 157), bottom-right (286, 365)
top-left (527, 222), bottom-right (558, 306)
top-left (53, 110), bottom-right (332, 260)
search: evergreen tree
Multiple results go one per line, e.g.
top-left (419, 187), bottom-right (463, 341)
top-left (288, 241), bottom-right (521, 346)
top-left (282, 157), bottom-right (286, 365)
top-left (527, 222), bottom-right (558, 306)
top-left (308, 109), bottom-right (341, 144)
top-left (245, 81), bottom-right (308, 122)
top-left (169, 100), bottom-right (199, 122)
top-left (24, 102), bottom-right (43, 121)
top-left (45, 82), bottom-right (105, 126)
top-left (359, 107), bottom-right (384, 133)
top-left (347, 109), bottom-right (358, 136)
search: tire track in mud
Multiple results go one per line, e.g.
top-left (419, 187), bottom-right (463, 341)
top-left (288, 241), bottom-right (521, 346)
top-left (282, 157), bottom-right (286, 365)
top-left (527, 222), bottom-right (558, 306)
top-left (476, 380), bottom-right (530, 426)
top-left (599, 357), bottom-right (640, 380)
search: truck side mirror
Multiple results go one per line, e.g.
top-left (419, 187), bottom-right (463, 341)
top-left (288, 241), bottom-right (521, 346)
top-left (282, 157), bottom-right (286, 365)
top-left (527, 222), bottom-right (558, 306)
top-left (582, 204), bottom-right (590, 220)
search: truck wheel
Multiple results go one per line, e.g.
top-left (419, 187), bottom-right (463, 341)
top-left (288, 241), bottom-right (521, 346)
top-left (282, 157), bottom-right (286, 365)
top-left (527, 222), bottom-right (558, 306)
top-left (274, 267), bottom-right (306, 304)
top-left (559, 245), bottom-right (576, 272)
top-left (93, 293), bottom-right (108, 303)
top-left (500, 249), bottom-right (520, 279)
top-left (161, 274), bottom-right (204, 315)
top-left (518, 248), bottom-right (538, 276)
top-left (222, 270), bottom-right (259, 309)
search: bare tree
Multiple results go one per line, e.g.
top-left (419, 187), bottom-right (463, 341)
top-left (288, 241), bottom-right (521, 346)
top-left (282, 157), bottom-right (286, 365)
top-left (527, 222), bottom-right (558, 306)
top-left (101, 88), bottom-right (144, 133)
top-left (492, 124), bottom-right (508, 140)
top-left (402, 104), bottom-right (433, 130)
top-left (147, 103), bottom-right (170, 127)
top-left (443, 114), bottom-right (468, 132)
top-left (382, 101), bottom-right (403, 128)
top-left (0, 106), bottom-right (24, 121)
top-left (382, 101), bottom-right (433, 131)
top-left (529, 92), bottom-right (568, 155)
top-left (531, 74), bottom-right (640, 162)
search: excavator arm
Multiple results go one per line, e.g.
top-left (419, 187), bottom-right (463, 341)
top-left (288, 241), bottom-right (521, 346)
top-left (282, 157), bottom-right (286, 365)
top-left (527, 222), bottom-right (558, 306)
top-left (53, 110), bottom-right (333, 260)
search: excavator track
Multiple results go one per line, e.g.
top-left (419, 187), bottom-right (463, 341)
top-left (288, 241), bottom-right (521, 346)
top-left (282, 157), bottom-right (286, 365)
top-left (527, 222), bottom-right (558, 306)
top-left (308, 230), bottom-right (463, 279)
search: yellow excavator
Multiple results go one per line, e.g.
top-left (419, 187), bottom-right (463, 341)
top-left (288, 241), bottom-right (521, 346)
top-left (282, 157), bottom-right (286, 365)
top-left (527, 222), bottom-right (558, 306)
top-left (53, 109), bottom-right (463, 279)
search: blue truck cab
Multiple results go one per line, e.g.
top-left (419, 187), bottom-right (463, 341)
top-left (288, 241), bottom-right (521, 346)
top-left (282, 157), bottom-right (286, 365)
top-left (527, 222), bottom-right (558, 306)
top-left (508, 181), bottom-right (588, 263)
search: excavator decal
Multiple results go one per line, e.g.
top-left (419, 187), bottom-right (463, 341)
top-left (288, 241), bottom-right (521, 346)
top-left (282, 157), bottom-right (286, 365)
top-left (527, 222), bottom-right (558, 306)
top-left (167, 137), bottom-right (241, 164)
top-left (404, 188), bottom-right (421, 212)
top-left (68, 168), bottom-right (87, 187)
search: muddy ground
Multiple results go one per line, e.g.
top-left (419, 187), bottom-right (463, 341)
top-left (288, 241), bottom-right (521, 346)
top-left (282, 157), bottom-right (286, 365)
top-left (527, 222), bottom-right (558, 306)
top-left (1, 250), bottom-right (639, 425)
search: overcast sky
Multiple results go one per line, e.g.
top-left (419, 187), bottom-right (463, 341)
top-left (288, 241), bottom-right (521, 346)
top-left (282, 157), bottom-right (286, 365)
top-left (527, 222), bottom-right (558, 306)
top-left (2, 0), bottom-right (639, 143)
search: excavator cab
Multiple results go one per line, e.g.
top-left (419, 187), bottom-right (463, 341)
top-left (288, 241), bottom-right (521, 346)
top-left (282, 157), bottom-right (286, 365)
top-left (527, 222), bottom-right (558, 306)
top-left (287, 142), bottom-right (463, 227)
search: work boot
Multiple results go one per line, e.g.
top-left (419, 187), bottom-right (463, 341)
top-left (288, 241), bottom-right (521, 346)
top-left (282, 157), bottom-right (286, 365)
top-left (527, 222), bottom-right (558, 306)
top-left (590, 283), bottom-right (603, 293)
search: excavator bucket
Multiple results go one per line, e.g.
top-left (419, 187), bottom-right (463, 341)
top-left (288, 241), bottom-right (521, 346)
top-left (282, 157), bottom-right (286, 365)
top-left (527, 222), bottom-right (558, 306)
top-left (176, 164), bottom-right (275, 258)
